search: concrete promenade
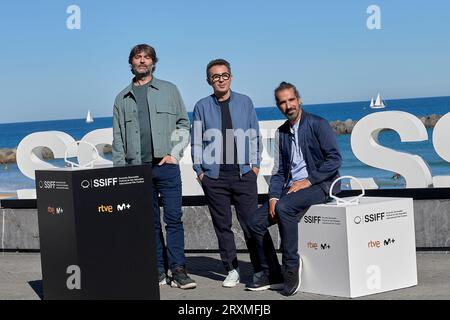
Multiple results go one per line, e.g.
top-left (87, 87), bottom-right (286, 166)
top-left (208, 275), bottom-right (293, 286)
top-left (1, 252), bottom-right (449, 300)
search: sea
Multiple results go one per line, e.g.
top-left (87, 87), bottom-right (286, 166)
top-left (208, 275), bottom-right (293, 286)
top-left (1, 96), bottom-right (449, 193)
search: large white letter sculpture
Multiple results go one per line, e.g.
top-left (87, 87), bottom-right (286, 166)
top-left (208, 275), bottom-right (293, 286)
top-left (432, 113), bottom-right (450, 187)
top-left (14, 112), bottom-right (450, 198)
top-left (17, 131), bottom-right (78, 180)
top-left (78, 128), bottom-right (113, 167)
top-left (351, 111), bottom-right (433, 188)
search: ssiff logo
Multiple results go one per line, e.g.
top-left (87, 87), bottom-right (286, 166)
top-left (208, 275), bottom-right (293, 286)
top-left (81, 180), bottom-right (90, 189)
top-left (40, 181), bottom-right (56, 189)
top-left (303, 216), bottom-right (321, 224)
top-left (354, 212), bottom-right (385, 224)
top-left (82, 178), bottom-right (118, 189)
top-left (365, 212), bottom-right (385, 223)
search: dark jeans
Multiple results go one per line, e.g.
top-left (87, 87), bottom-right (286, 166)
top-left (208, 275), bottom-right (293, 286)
top-left (151, 163), bottom-right (185, 272)
top-left (250, 185), bottom-right (328, 273)
top-left (201, 170), bottom-right (260, 272)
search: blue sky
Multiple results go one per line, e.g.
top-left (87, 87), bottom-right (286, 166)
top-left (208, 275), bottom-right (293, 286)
top-left (0, 0), bottom-right (449, 123)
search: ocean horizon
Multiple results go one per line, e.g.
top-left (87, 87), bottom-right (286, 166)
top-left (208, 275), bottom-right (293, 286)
top-left (1, 95), bottom-right (449, 193)
top-left (2, 94), bottom-right (449, 125)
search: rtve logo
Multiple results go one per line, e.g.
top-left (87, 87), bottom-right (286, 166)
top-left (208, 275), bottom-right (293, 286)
top-left (303, 216), bottom-right (321, 224)
top-left (368, 238), bottom-right (396, 248)
top-left (97, 203), bottom-right (131, 214)
top-left (98, 204), bottom-right (113, 213)
top-left (307, 241), bottom-right (331, 250)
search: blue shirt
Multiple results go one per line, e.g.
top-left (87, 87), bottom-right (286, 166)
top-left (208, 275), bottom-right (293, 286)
top-left (190, 91), bottom-right (262, 179)
top-left (288, 120), bottom-right (308, 186)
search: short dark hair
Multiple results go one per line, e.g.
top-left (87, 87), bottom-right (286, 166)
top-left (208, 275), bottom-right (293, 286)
top-left (206, 59), bottom-right (231, 79)
top-left (128, 44), bottom-right (158, 73)
top-left (274, 82), bottom-right (301, 104)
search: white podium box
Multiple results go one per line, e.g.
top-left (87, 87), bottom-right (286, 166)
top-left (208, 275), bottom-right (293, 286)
top-left (298, 196), bottom-right (417, 298)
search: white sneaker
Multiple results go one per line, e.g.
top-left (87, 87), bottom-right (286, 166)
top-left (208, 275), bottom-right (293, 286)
top-left (222, 268), bottom-right (240, 288)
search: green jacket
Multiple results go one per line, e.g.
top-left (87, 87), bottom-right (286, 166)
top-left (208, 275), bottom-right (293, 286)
top-left (112, 77), bottom-right (190, 165)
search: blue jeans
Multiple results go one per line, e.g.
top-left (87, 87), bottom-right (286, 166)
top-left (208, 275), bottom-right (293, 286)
top-left (151, 163), bottom-right (185, 272)
top-left (250, 185), bottom-right (328, 273)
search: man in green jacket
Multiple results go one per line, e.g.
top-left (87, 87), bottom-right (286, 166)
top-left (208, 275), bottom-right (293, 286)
top-left (112, 44), bottom-right (196, 289)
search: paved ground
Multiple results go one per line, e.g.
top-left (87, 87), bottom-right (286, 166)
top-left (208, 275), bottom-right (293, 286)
top-left (1, 252), bottom-right (449, 300)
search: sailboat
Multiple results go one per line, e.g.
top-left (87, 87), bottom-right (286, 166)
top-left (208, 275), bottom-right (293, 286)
top-left (86, 110), bottom-right (94, 123)
top-left (370, 93), bottom-right (386, 109)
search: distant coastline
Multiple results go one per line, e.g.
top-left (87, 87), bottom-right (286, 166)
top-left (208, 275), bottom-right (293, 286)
top-left (329, 113), bottom-right (442, 135)
top-left (0, 114), bottom-right (442, 164)
top-left (0, 145), bottom-right (113, 165)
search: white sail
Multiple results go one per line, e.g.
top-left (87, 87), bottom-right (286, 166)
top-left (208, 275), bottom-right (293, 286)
top-left (370, 97), bottom-right (375, 107)
top-left (371, 93), bottom-right (385, 109)
top-left (86, 110), bottom-right (94, 123)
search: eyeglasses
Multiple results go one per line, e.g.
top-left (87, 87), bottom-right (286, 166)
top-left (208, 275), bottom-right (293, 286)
top-left (210, 73), bottom-right (231, 82)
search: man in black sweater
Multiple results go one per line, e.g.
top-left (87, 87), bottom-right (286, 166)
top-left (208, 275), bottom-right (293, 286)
top-left (190, 59), bottom-right (263, 288)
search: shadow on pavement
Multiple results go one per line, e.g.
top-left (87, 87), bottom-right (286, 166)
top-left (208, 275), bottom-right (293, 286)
top-left (185, 255), bottom-right (255, 284)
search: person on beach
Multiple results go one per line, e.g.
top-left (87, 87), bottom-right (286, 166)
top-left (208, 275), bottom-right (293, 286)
top-left (190, 59), bottom-right (263, 287)
top-left (112, 44), bottom-right (196, 290)
top-left (247, 82), bottom-right (342, 296)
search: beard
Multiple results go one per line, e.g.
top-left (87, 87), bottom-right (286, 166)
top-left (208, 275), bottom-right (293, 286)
top-left (133, 65), bottom-right (152, 78)
top-left (286, 109), bottom-right (298, 121)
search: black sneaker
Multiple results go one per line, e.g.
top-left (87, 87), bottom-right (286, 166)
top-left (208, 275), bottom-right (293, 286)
top-left (281, 258), bottom-right (303, 296)
top-left (170, 266), bottom-right (197, 290)
top-left (246, 272), bottom-right (284, 291)
top-left (159, 270), bottom-right (167, 286)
